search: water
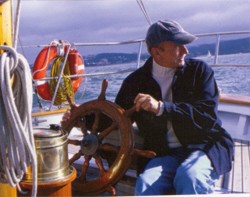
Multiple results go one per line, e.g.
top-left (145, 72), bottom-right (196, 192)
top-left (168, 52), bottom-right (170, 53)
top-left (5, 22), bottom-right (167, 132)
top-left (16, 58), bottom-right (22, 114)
top-left (33, 53), bottom-right (250, 108)
top-left (77, 53), bottom-right (250, 102)
top-left (198, 53), bottom-right (250, 97)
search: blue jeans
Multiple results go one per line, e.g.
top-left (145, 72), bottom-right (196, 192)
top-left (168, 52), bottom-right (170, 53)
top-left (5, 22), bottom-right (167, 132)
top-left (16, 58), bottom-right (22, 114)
top-left (135, 149), bottom-right (219, 195)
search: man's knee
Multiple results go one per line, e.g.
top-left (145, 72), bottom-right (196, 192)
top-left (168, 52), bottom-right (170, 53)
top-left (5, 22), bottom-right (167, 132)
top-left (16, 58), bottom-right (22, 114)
top-left (173, 164), bottom-right (196, 193)
top-left (135, 173), bottom-right (157, 195)
top-left (173, 163), bottom-right (215, 194)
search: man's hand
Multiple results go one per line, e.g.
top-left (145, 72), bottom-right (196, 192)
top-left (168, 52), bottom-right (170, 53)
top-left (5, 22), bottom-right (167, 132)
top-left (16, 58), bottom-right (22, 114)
top-left (61, 109), bottom-right (72, 125)
top-left (134, 93), bottom-right (160, 114)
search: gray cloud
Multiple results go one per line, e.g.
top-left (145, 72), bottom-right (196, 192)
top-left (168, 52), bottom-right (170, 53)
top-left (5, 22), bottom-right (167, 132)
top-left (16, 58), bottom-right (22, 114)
top-left (17, 0), bottom-right (250, 62)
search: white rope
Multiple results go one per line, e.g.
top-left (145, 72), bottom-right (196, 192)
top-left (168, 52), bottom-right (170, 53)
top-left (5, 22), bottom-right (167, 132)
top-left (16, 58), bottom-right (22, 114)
top-left (0, 45), bottom-right (37, 197)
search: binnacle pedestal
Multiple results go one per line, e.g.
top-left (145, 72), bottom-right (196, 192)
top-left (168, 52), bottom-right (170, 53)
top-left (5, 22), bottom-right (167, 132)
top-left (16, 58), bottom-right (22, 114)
top-left (19, 127), bottom-right (76, 197)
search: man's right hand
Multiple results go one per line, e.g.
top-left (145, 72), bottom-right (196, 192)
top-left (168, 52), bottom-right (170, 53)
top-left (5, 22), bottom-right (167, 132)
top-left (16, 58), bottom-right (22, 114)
top-left (134, 93), bottom-right (160, 114)
top-left (61, 109), bottom-right (72, 125)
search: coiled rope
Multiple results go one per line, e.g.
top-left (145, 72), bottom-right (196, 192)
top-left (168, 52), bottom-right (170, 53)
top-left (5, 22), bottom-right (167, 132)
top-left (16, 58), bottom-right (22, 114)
top-left (49, 56), bottom-right (74, 105)
top-left (0, 45), bottom-right (37, 197)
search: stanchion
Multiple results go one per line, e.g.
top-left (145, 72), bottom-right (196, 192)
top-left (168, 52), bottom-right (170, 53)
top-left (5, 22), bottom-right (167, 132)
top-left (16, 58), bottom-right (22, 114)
top-left (19, 127), bottom-right (76, 197)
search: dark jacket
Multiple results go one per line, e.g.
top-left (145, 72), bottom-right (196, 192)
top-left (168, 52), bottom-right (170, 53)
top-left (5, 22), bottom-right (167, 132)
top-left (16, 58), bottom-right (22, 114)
top-left (115, 57), bottom-right (234, 175)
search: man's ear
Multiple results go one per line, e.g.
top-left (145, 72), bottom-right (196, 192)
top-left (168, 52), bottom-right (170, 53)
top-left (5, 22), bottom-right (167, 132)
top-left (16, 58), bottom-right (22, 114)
top-left (151, 47), bottom-right (160, 60)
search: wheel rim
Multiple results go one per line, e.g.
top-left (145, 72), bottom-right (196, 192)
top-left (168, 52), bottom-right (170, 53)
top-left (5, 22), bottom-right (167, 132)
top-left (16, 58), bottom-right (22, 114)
top-left (62, 100), bottom-right (134, 195)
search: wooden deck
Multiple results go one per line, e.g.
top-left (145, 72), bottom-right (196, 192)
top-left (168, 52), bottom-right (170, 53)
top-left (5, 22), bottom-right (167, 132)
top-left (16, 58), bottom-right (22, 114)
top-left (215, 139), bottom-right (250, 194)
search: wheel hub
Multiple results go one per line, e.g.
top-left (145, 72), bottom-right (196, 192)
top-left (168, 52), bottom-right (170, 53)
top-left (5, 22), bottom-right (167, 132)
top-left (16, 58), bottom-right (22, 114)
top-left (80, 134), bottom-right (99, 156)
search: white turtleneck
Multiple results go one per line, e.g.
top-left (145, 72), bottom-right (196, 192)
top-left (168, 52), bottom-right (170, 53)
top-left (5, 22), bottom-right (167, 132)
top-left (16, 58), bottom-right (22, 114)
top-left (152, 59), bottom-right (182, 148)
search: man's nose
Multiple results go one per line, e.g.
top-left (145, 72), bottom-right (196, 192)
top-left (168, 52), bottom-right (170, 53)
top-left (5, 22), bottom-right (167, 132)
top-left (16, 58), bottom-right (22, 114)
top-left (180, 45), bottom-right (189, 54)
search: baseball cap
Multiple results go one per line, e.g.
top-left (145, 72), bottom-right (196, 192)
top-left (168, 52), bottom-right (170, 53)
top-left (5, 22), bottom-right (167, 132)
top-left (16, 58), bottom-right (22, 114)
top-left (145, 20), bottom-right (197, 46)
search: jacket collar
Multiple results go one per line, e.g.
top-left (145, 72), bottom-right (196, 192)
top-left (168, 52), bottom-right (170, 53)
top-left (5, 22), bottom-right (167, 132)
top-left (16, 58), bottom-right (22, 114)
top-left (142, 56), bottom-right (185, 77)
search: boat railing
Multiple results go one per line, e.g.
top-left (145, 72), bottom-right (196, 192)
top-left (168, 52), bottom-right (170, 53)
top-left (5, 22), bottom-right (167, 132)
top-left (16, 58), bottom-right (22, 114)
top-left (195, 30), bottom-right (250, 65)
top-left (25, 30), bottom-right (250, 108)
top-left (29, 30), bottom-right (250, 79)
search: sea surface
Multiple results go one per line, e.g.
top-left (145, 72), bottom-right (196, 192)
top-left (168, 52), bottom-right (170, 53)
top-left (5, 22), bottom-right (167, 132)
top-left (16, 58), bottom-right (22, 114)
top-left (34, 53), bottom-right (250, 109)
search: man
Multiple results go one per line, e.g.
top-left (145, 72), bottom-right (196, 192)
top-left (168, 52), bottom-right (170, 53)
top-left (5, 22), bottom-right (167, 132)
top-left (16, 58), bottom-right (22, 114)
top-left (114, 20), bottom-right (234, 195)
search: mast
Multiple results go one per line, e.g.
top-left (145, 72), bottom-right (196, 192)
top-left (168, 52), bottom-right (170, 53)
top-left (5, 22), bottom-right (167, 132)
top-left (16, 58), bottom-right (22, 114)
top-left (0, 0), bottom-right (12, 49)
top-left (0, 1), bottom-right (17, 196)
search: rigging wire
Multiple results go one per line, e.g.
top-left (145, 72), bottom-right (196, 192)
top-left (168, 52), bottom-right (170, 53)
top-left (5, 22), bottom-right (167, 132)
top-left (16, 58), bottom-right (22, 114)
top-left (136, 0), bottom-right (152, 25)
top-left (18, 35), bottom-right (26, 58)
top-left (13, 0), bottom-right (22, 49)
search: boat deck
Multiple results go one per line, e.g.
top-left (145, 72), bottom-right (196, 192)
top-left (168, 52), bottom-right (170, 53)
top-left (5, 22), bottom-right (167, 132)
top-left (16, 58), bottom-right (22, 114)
top-left (215, 139), bottom-right (250, 194)
top-left (68, 128), bottom-right (250, 196)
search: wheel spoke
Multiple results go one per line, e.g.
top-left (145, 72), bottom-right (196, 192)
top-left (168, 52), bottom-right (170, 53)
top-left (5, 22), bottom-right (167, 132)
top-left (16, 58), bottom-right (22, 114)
top-left (78, 116), bottom-right (88, 134)
top-left (124, 105), bottom-right (136, 117)
top-left (98, 122), bottom-right (117, 141)
top-left (131, 149), bottom-right (156, 158)
top-left (69, 150), bottom-right (82, 165)
top-left (98, 79), bottom-right (108, 101)
top-left (93, 153), bottom-right (106, 177)
top-left (91, 112), bottom-right (100, 134)
top-left (91, 79), bottom-right (108, 134)
top-left (106, 185), bottom-right (116, 196)
top-left (68, 139), bottom-right (81, 146)
top-left (79, 155), bottom-right (91, 182)
top-left (99, 143), bottom-right (119, 153)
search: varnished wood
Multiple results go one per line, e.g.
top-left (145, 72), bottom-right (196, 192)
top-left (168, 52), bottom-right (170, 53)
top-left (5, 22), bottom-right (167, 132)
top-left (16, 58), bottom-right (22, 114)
top-left (62, 100), bottom-right (134, 195)
top-left (32, 108), bottom-right (67, 117)
top-left (19, 167), bottom-right (76, 197)
top-left (220, 94), bottom-right (250, 106)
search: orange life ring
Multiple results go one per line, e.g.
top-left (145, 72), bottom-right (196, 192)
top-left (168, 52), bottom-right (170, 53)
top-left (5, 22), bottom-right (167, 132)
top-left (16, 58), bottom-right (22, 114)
top-left (32, 45), bottom-right (85, 101)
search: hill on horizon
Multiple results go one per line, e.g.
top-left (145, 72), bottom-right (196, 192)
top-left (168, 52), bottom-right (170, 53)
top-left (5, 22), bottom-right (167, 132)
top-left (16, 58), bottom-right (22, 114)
top-left (82, 37), bottom-right (250, 66)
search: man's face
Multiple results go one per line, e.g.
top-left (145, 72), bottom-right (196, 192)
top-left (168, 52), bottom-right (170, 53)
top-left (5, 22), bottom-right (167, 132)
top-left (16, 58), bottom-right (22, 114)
top-left (152, 41), bottom-right (189, 68)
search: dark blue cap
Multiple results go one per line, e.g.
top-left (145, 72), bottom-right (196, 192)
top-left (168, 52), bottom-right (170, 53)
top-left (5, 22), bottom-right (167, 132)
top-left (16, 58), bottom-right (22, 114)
top-left (146, 20), bottom-right (197, 46)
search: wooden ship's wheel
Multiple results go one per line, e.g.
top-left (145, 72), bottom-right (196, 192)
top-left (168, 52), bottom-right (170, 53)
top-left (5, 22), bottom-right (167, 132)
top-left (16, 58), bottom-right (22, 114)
top-left (61, 80), bottom-right (155, 196)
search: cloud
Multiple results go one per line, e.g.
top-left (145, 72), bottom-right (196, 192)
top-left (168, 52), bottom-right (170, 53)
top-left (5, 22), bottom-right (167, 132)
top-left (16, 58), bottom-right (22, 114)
top-left (17, 0), bottom-right (250, 62)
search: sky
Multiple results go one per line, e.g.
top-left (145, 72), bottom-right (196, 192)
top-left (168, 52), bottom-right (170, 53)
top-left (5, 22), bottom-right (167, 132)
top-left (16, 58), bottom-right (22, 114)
top-left (15, 0), bottom-right (250, 63)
